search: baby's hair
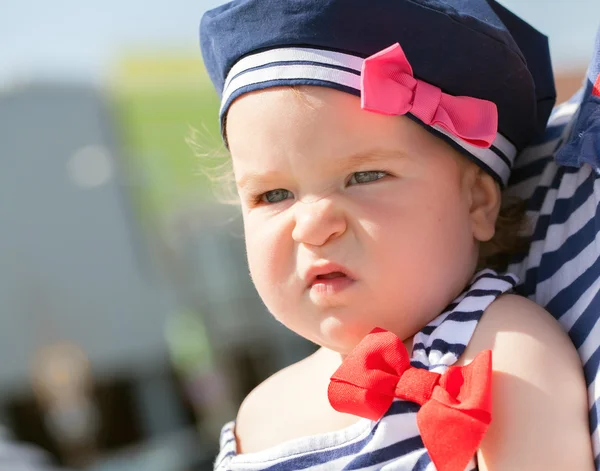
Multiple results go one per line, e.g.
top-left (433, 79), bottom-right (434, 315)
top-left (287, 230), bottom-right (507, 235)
top-left (186, 124), bottom-right (238, 205)
top-left (479, 198), bottom-right (530, 271)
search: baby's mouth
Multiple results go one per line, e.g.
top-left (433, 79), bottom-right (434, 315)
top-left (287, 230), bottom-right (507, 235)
top-left (316, 272), bottom-right (347, 280)
top-left (309, 270), bottom-right (354, 296)
top-left (304, 262), bottom-right (356, 291)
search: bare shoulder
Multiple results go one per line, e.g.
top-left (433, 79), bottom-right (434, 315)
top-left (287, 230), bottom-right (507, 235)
top-left (465, 294), bottom-right (575, 355)
top-left (461, 294), bottom-right (594, 470)
top-left (235, 347), bottom-right (357, 454)
top-left (463, 294), bottom-right (586, 384)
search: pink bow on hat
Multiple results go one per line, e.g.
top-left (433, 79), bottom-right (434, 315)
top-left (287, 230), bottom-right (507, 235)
top-left (361, 43), bottom-right (498, 149)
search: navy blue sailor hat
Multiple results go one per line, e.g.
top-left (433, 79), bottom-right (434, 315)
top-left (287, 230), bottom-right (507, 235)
top-left (200, 0), bottom-right (556, 186)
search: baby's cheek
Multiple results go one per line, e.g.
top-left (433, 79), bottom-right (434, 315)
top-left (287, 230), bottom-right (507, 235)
top-left (245, 227), bottom-right (289, 307)
top-left (430, 203), bottom-right (479, 288)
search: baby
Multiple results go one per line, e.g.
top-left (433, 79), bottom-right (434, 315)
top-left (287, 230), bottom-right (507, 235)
top-left (199, 0), bottom-right (594, 469)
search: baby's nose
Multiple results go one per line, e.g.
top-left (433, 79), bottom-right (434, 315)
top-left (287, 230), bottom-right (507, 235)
top-left (291, 196), bottom-right (347, 247)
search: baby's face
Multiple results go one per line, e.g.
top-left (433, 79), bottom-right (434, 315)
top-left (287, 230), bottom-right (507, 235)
top-left (227, 86), bottom-right (483, 354)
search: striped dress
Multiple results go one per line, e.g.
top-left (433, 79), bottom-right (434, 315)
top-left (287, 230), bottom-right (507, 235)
top-left (214, 270), bottom-right (518, 470)
top-left (505, 43), bottom-right (600, 468)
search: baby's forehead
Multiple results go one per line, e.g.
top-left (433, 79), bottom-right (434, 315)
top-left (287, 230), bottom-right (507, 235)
top-left (227, 94), bottom-right (463, 170)
top-left (226, 87), bottom-right (384, 143)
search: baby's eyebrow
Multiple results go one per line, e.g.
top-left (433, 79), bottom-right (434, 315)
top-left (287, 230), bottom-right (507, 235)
top-left (236, 171), bottom-right (284, 190)
top-left (341, 148), bottom-right (408, 168)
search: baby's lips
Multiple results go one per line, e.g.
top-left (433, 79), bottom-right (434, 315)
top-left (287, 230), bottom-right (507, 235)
top-left (304, 261), bottom-right (356, 287)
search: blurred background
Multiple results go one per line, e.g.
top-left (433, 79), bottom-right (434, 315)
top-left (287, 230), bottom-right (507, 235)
top-left (0, 1), bottom-right (598, 470)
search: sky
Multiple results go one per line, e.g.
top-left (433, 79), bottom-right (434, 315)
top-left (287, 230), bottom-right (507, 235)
top-left (1, 0), bottom-right (598, 88)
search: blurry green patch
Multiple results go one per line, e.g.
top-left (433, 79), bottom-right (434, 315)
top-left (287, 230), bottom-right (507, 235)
top-left (109, 55), bottom-right (225, 228)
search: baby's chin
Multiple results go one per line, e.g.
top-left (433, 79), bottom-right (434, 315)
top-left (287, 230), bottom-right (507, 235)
top-left (270, 306), bottom-right (399, 354)
top-left (313, 320), bottom-right (376, 355)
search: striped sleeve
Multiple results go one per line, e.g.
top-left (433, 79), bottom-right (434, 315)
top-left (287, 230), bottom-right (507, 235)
top-left (506, 32), bottom-right (600, 467)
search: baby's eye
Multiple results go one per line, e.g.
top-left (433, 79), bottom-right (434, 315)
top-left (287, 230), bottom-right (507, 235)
top-left (348, 171), bottom-right (388, 185)
top-left (260, 188), bottom-right (293, 204)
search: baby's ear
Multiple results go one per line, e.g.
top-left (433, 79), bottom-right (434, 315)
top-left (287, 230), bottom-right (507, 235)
top-left (465, 166), bottom-right (501, 242)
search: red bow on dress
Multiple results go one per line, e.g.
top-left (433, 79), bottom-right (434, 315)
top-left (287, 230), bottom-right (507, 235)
top-left (328, 328), bottom-right (492, 471)
top-left (361, 43), bottom-right (498, 149)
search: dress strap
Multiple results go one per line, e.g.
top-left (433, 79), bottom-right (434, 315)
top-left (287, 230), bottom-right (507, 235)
top-left (411, 269), bottom-right (518, 373)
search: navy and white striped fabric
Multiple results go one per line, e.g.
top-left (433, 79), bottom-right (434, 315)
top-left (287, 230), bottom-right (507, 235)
top-left (214, 270), bottom-right (517, 471)
top-left (506, 39), bottom-right (600, 467)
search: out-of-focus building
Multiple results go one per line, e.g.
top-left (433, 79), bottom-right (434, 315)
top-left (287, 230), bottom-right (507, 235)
top-left (0, 82), bottom-right (211, 469)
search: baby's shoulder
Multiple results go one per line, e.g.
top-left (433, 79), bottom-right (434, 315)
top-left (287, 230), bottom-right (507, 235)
top-left (234, 347), bottom-right (358, 454)
top-left (457, 297), bottom-right (593, 468)
top-left (459, 293), bottom-right (586, 408)
top-left (468, 294), bottom-right (574, 356)
top-left (235, 350), bottom-right (318, 434)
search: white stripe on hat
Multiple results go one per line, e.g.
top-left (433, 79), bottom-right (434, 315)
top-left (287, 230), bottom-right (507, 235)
top-left (223, 47), bottom-right (364, 92)
top-left (221, 46), bottom-right (516, 185)
top-left (221, 62), bottom-right (361, 115)
top-left (432, 124), bottom-right (513, 184)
